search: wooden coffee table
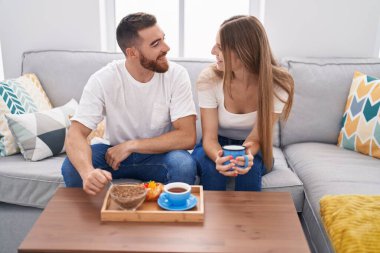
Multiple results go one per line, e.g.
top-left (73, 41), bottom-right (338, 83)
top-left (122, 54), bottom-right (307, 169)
top-left (19, 188), bottom-right (310, 253)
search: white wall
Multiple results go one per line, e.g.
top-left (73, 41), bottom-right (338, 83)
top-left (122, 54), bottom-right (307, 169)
top-left (0, 0), bottom-right (102, 79)
top-left (264, 0), bottom-right (380, 58)
top-left (1, 0), bottom-right (380, 79)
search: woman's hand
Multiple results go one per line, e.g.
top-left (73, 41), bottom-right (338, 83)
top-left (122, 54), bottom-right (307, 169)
top-left (231, 148), bottom-right (254, 175)
top-left (215, 150), bottom-right (239, 177)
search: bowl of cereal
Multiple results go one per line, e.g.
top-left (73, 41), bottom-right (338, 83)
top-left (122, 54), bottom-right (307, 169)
top-left (109, 184), bottom-right (147, 211)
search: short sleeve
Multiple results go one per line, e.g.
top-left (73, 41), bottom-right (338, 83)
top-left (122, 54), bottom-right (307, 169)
top-left (274, 85), bottom-right (289, 114)
top-left (169, 67), bottom-right (197, 122)
top-left (196, 67), bottom-right (219, 108)
top-left (71, 76), bottom-right (105, 130)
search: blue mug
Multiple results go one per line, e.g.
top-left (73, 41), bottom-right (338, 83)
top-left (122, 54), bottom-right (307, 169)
top-left (222, 145), bottom-right (249, 169)
top-left (163, 182), bottom-right (191, 206)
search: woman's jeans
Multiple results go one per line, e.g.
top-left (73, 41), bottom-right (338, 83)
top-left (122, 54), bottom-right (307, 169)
top-left (191, 136), bottom-right (267, 191)
top-left (61, 144), bottom-right (197, 187)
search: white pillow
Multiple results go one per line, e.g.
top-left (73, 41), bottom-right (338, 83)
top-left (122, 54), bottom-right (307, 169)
top-left (5, 99), bottom-right (78, 161)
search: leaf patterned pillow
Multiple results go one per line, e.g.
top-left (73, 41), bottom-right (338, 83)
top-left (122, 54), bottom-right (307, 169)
top-left (0, 73), bottom-right (52, 156)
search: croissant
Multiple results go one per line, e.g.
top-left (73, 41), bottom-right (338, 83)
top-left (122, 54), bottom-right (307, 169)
top-left (141, 181), bottom-right (163, 201)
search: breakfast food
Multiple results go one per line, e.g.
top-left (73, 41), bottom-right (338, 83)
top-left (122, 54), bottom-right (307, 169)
top-left (110, 184), bottom-right (147, 210)
top-left (142, 181), bottom-right (163, 201)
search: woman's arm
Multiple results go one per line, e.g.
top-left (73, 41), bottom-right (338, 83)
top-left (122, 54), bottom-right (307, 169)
top-left (200, 108), bottom-right (237, 176)
top-left (200, 108), bottom-right (222, 161)
top-left (243, 113), bottom-right (280, 155)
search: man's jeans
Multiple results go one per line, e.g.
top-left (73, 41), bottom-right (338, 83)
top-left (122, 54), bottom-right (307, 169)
top-left (191, 136), bottom-right (267, 191)
top-left (61, 144), bottom-right (197, 187)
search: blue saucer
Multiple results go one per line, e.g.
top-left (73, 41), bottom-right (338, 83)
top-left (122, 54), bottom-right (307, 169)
top-left (157, 193), bottom-right (197, 211)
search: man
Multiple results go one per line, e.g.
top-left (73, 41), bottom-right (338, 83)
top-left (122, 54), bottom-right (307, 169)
top-left (61, 12), bottom-right (197, 196)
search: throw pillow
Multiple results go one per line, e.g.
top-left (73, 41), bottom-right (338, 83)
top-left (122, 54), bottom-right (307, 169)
top-left (0, 73), bottom-right (52, 156)
top-left (5, 99), bottom-right (78, 161)
top-left (320, 195), bottom-right (380, 253)
top-left (87, 119), bottom-right (106, 144)
top-left (338, 71), bottom-right (380, 158)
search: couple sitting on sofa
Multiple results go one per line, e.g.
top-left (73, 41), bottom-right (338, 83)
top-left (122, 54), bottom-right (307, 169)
top-left (61, 12), bottom-right (294, 195)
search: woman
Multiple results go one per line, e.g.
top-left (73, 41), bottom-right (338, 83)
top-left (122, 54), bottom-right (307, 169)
top-left (191, 15), bottom-right (294, 191)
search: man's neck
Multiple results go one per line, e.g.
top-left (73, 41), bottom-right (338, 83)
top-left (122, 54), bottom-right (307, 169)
top-left (125, 60), bottom-right (155, 83)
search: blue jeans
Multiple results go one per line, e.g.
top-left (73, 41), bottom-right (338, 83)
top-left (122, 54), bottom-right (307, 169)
top-left (191, 136), bottom-right (268, 191)
top-left (61, 144), bottom-right (196, 187)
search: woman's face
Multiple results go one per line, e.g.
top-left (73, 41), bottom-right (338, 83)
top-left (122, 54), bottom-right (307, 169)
top-left (211, 32), bottom-right (224, 71)
top-left (211, 31), bottom-right (243, 72)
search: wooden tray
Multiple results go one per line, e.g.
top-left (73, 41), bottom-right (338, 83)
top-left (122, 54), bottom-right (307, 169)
top-left (101, 185), bottom-right (204, 222)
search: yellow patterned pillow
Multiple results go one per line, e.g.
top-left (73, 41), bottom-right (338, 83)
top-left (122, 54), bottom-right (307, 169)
top-left (320, 195), bottom-right (380, 253)
top-left (338, 71), bottom-right (380, 158)
top-left (0, 73), bottom-right (52, 156)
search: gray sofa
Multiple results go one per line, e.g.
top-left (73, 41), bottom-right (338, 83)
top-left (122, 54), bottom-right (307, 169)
top-left (280, 57), bottom-right (380, 253)
top-left (1, 50), bottom-right (379, 253)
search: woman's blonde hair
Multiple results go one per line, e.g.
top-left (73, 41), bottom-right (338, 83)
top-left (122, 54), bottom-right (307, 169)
top-left (216, 15), bottom-right (294, 171)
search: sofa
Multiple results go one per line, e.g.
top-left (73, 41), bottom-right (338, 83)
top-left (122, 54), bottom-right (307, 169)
top-left (1, 50), bottom-right (379, 253)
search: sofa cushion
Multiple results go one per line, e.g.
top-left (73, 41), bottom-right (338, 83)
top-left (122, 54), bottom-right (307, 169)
top-left (262, 147), bottom-right (304, 212)
top-left (0, 73), bottom-right (52, 156)
top-left (6, 99), bottom-right (78, 161)
top-left (280, 57), bottom-right (380, 146)
top-left (283, 142), bottom-right (380, 253)
top-left (338, 71), bottom-right (380, 158)
top-left (284, 142), bottom-right (380, 206)
top-left (0, 154), bottom-right (65, 208)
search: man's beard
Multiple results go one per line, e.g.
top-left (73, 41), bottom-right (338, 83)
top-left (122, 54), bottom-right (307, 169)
top-left (139, 51), bottom-right (169, 73)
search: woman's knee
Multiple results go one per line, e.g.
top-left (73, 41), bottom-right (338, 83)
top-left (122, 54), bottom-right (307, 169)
top-left (252, 153), bottom-right (266, 175)
top-left (194, 155), bottom-right (217, 177)
top-left (191, 144), bottom-right (215, 175)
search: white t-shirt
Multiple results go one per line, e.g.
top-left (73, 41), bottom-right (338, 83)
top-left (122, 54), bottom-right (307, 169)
top-left (197, 67), bottom-right (288, 140)
top-left (72, 60), bottom-right (197, 146)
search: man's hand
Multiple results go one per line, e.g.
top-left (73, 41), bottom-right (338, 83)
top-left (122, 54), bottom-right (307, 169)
top-left (105, 141), bottom-right (134, 170)
top-left (82, 169), bottom-right (112, 195)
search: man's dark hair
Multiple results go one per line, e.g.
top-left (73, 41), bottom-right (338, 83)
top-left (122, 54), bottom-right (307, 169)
top-left (116, 12), bottom-right (157, 55)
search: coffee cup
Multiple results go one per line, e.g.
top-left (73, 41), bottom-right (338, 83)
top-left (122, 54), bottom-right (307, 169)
top-left (164, 182), bottom-right (191, 206)
top-left (222, 145), bottom-right (249, 169)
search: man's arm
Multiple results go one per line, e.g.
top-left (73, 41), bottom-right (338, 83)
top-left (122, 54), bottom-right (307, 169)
top-left (105, 115), bottom-right (196, 169)
top-left (65, 121), bottom-right (93, 178)
top-left (66, 121), bottom-right (111, 195)
top-left (131, 114), bottom-right (196, 152)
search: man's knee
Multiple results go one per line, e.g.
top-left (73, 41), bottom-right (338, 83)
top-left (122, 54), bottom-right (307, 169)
top-left (167, 150), bottom-right (195, 167)
top-left (61, 157), bottom-right (83, 187)
top-left (165, 150), bottom-right (196, 183)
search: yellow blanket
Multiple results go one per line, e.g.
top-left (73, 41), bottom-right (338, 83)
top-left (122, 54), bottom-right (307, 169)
top-left (320, 195), bottom-right (380, 253)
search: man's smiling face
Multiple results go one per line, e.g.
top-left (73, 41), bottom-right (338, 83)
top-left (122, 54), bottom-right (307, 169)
top-left (136, 25), bottom-right (170, 73)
